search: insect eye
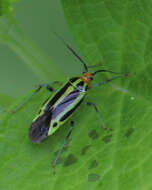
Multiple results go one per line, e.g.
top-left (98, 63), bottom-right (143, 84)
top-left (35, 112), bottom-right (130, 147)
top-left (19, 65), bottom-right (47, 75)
top-left (90, 77), bottom-right (93, 80)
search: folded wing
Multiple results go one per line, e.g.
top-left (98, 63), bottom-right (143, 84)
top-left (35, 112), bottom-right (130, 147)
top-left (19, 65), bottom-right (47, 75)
top-left (29, 111), bottom-right (52, 143)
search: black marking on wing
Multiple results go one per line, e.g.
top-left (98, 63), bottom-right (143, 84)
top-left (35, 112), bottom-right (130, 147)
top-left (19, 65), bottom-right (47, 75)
top-left (45, 77), bottom-right (78, 111)
top-left (77, 81), bottom-right (88, 91)
top-left (77, 81), bottom-right (84, 87)
top-left (58, 81), bottom-right (86, 122)
top-left (60, 98), bottom-right (84, 122)
top-left (58, 88), bottom-right (80, 105)
top-left (53, 122), bottom-right (58, 127)
top-left (52, 89), bottom-right (80, 120)
top-left (29, 111), bottom-right (52, 143)
top-left (51, 81), bottom-right (86, 120)
top-left (59, 80), bottom-right (85, 106)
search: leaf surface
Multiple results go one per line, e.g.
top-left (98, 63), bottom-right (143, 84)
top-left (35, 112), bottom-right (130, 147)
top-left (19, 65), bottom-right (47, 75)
top-left (1, 0), bottom-right (152, 190)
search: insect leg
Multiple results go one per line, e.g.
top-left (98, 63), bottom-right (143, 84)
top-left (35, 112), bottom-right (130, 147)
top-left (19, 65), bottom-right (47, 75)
top-left (91, 75), bottom-right (126, 89)
top-left (52, 120), bottom-right (74, 174)
top-left (10, 81), bottom-right (62, 114)
top-left (86, 102), bottom-right (107, 130)
top-left (39, 81), bottom-right (63, 91)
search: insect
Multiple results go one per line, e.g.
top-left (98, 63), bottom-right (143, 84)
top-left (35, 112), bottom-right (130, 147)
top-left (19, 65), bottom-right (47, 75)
top-left (12, 33), bottom-right (127, 172)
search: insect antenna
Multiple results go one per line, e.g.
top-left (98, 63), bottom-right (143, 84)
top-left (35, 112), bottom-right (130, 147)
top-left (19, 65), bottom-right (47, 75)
top-left (53, 32), bottom-right (88, 73)
top-left (93, 69), bottom-right (128, 77)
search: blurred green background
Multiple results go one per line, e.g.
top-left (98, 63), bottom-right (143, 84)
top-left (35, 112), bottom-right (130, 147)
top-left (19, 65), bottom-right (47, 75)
top-left (0, 0), bottom-right (82, 99)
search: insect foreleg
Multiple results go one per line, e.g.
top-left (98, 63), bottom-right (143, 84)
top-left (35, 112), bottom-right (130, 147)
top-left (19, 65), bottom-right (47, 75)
top-left (52, 120), bottom-right (74, 174)
top-left (86, 102), bottom-right (107, 130)
top-left (91, 75), bottom-right (126, 89)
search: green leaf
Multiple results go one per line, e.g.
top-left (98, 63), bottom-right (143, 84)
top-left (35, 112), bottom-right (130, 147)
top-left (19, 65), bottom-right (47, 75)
top-left (0, 93), bottom-right (15, 107)
top-left (0, 0), bottom-right (18, 16)
top-left (0, 93), bottom-right (15, 115)
top-left (1, 1), bottom-right (152, 190)
top-left (61, 0), bottom-right (152, 189)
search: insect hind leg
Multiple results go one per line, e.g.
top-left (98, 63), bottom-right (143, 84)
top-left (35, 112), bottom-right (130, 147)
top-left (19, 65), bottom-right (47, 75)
top-left (86, 102), bottom-right (107, 130)
top-left (52, 120), bottom-right (74, 174)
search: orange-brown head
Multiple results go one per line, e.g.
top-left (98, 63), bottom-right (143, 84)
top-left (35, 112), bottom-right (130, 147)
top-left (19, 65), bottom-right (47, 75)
top-left (80, 72), bottom-right (94, 87)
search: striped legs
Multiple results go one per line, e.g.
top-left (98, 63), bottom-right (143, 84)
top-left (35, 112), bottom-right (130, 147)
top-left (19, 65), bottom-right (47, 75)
top-left (86, 102), bottom-right (107, 130)
top-left (52, 120), bottom-right (74, 174)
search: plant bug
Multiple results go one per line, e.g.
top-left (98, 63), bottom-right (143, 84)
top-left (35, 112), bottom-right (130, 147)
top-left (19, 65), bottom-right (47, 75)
top-left (11, 33), bottom-right (128, 173)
